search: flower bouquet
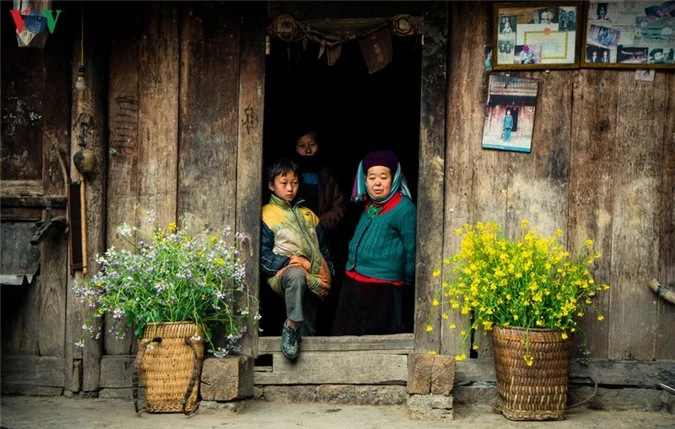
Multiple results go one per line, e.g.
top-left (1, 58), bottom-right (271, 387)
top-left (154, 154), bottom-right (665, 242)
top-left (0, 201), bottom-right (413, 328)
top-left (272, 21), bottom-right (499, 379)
top-left (426, 220), bottom-right (610, 420)
top-left (73, 212), bottom-right (259, 357)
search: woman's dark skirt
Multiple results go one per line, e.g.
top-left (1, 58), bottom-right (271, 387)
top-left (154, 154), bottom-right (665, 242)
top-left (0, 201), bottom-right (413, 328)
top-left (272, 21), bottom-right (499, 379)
top-left (331, 275), bottom-right (405, 336)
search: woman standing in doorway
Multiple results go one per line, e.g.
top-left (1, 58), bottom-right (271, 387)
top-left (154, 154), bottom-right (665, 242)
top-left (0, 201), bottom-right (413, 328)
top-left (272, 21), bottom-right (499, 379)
top-left (332, 150), bottom-right (416, 336)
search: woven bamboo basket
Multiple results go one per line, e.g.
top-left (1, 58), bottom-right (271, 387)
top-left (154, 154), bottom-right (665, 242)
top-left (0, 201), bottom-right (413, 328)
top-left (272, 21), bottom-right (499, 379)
top-left (135, 322), bottom-right (205, 414)
top-left (491, 326), bottom-right (572, 421)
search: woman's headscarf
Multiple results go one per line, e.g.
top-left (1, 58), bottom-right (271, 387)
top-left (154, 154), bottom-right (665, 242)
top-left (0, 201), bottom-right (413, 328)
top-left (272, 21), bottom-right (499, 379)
top-left (351, 150), bottom-right (411, 204)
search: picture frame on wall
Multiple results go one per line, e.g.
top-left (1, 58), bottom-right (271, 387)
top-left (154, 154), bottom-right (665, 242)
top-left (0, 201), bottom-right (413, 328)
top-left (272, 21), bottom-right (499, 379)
top-left (481, 74), bottom-right (539, 153)
top-left (493, 2), bottom-right (582, 70)
top-left (582, 1), bottom-right (675, 69)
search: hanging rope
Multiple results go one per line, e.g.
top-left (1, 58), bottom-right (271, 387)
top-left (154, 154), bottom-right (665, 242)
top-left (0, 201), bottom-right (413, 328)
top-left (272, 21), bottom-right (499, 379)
top-left (267, 13), bottom-right (426, 48)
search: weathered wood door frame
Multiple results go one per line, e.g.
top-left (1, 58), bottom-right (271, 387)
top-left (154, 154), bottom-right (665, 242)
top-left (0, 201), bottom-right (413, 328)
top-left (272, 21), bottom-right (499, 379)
top-left (250, 4), bottom-right (448, 385)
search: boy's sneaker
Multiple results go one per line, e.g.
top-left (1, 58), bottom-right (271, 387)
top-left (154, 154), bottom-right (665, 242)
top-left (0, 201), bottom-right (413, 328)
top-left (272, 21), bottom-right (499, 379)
top-left (281, 321), bottom-right (301, 360)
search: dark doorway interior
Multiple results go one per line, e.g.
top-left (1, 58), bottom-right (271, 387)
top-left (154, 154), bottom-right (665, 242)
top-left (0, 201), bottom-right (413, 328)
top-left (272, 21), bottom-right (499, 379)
top-left (260, 33), bottom-right (422, 337)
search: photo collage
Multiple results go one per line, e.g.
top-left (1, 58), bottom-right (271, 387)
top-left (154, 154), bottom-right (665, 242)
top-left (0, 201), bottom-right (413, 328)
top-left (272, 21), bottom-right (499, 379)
top-left (585, 1), bottom-right (675, 65)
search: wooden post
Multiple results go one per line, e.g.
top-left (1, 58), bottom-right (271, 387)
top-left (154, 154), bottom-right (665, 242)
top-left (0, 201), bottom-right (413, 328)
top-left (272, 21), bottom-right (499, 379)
top-left (66, 2), bottom-right (106, 393)
top-left (414, 2), bottom-right (448, 354)
top-left (236, 2), bottom-right (266, 356)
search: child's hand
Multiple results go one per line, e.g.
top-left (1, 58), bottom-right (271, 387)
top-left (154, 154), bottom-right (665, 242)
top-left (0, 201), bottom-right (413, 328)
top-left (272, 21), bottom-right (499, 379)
top-left (289, 255), bottom-right (311, 271)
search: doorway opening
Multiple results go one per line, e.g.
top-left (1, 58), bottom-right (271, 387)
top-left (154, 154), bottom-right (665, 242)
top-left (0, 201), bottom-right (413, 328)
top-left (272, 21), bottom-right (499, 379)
top-left (260, 29), bottom-right (422, 338)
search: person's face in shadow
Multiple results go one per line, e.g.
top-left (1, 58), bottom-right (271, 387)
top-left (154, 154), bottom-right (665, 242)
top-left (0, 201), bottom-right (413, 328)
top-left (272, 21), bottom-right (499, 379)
top-left (296, 133), bottom-right (318, 157)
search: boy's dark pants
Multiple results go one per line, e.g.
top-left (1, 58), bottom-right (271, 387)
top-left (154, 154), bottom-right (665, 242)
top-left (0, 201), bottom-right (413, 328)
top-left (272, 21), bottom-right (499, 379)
top-left (280, 267), bottom-right (320, 337)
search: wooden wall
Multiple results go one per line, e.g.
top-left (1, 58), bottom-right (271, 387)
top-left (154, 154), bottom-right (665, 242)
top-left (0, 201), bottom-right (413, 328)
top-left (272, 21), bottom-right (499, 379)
top-left (1, 0), bottom-right (72, 395)
top-left (103, 1), bottom-right (265, 360)
top-left (1, 0), bottom-right (673, 396)
top-left (438, 2), bottom-right (674, 362)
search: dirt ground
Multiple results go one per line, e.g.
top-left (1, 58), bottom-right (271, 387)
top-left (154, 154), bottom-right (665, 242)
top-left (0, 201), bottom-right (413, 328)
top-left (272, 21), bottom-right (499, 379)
top-left (1, 395), bottom-right (674, 429)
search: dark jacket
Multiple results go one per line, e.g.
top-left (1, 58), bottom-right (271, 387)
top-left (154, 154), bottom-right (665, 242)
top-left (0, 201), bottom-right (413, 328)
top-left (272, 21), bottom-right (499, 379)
top-left (314, 166), bottom-right (346, 232)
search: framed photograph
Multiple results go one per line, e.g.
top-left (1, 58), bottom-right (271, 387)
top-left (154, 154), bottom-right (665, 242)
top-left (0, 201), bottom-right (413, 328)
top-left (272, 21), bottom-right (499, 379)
top-left (582, 1), bottom-right (675, 69)
top-left (493, 2), bottom-right (582, 70)
top-left (481, 74), bottom-right (539, 153)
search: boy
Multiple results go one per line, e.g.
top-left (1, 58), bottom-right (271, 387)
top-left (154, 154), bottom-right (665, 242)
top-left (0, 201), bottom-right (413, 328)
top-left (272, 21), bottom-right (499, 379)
top-left (260, 158), bottom-right (333, 360)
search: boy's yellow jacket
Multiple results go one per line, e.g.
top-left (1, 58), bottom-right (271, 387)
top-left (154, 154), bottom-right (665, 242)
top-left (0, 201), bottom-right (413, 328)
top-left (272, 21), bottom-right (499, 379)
top-left (260, 194), bottom-right (332, 298)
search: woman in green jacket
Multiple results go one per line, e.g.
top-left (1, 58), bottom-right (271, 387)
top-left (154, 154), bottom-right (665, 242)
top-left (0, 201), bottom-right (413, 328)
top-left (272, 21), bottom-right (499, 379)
top-left (332, 150), bottom-right (416, 336)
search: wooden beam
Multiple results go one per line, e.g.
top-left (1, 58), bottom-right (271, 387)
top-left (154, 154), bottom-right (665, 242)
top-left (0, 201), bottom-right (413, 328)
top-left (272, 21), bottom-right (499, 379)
top-left (254, 352), bottom-right (408, 385)
top-left (1, 355), bottom-right (65, 386)
top-left (0, 181), bottom-right (44, 196)
top-left (103, 0), bottom-right (144, 357)
top-left (0, 196), bottom-right (67, 208)
top-left (236, 2), bottom-right (266, 356)
top-left (608, 71), bottom-right (667, 360)
top-left (456, 359), bottom-right (675, 388)
top-left (67, 1), bottom-right (107, 392)
top-left (178, 2), bottom-right (241, 229)
top-left (656, 73), bottom-right (675, 360)
top-left (413, 1), bottom-right (447, 354)
top-left (258, 334), bottom-right (413, 353)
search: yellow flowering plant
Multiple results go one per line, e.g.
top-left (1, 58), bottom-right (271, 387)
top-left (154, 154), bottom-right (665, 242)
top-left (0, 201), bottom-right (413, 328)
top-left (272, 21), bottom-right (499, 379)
top-left (73, 212), bottom-right (259, 357)
top-left (426, 220), bottom-right (609, 364)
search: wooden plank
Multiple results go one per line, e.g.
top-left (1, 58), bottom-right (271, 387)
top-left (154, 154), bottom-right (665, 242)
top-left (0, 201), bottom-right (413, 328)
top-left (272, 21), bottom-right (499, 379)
top-left (413, 2), bottom-right (447, 354)
top-left (137, 2), bottom-right (179, 228)
top-left (608, 71), bottom-right (667, 360)
top-left (509, 70), bottom-right (572, 234)
top-left (67, 2), bottom-right (107, 392)
top-left (0, 355), bottom-right (65, 386)
top-left (0, 181), bottom-right (44, 196)
top-left (1, 385), bottom-right (63, 396)
top-left (455, 358), bottom-right (675, 388)
top-left (656, 72), bottom-right (675, 360)
top-left (103, 0), bottom-right (144, 357)
top-left (236, 3), bottom-right (266, 356)
top-left (254, 352), bottom-right (408, 385)
top-left (442, 1), bottom-right (499, 360)
top-left (569, 69), bottom-right (617, 360)
top-left (0, 16), bottom-right (44, 193)
top-left (37, 220), bottom-right (68, 357)
top-left (41, 0), bottom-right (71, 200)
top-left (0, 196), bottom-right (67, 208)
top-left (258, 334), bottom-right (414, 353)
top-left (178, 2), bottom-right (240, 229)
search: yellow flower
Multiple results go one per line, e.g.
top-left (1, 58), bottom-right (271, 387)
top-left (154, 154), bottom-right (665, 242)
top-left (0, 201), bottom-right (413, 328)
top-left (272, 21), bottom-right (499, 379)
top-left (426, 219), bottom-right (609, 363)
top-left (455, 353), bottom-right (467, 362)
top-left (460, 330), bottom-right (467, 336)
top-left (597, 315), bottom-right (604, 321)
top-left (216, 258), bottom-right (225, 265)
top-left (427, 351), bottom-right (437, 355)
top-left (425, 324), bottom-right (433, 332)
top-left (450, 323), bottom-right (457, 329)
top-left (167, 222), bottom-right (177, 233)
top-left (432, 269), bottom-right (441, 277)
top-left (472, 345), bottom-right (479, 350)
top-left (561, 332), bottom-right (568, 340)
